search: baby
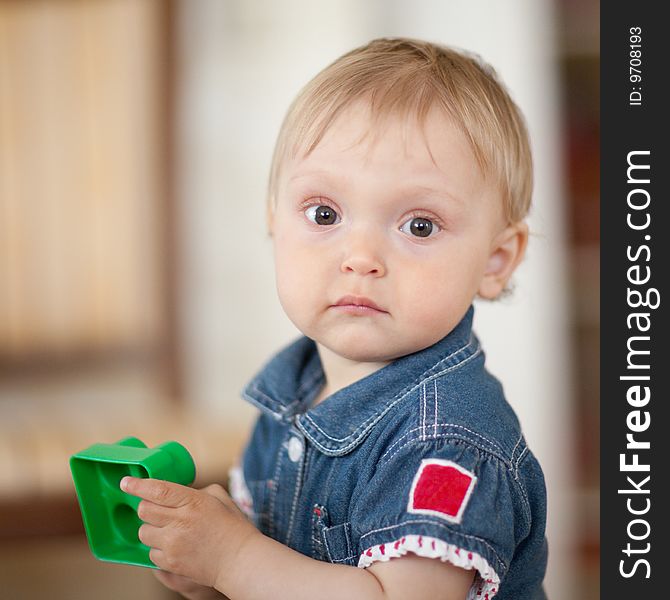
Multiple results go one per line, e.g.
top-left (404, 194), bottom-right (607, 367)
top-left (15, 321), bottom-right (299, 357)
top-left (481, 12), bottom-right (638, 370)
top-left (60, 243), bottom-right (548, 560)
top-left (122, 37), bottom-right (548, 600)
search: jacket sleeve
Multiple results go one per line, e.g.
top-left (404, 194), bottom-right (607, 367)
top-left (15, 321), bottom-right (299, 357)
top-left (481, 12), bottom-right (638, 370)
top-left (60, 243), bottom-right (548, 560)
top-left (350, 437), bottom-right (530, 599)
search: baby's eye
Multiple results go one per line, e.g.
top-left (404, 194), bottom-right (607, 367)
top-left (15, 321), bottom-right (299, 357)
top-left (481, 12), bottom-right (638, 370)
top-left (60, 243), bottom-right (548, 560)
top-left (399, 216), bottom-right (439, 238)
top-left (305, 204), bottom-right (340, 226)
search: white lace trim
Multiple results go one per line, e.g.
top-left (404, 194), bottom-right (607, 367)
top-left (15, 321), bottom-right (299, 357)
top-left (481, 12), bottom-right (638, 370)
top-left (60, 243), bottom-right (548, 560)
top-left (228, 464), bottom-right (254, 518)
top-left (358, 534), bottom-right (500, 600)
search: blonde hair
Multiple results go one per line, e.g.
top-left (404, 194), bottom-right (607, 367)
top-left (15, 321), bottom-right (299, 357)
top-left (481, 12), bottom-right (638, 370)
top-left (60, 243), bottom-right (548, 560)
top-left (267, 37), bottom-right (533, 224)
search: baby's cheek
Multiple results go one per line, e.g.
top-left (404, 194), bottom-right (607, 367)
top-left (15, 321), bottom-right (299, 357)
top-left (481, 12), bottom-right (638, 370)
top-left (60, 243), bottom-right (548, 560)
top-left (275, 267), bottom-right (320, 332)
top-left (400, 278), bottom-right (462, 335)
top-left (416, 294), bottom-right (453, 331)
top-left (274, 243), bottom-right (302, 296)
top-left (275, 274), bottom-right (303, 320)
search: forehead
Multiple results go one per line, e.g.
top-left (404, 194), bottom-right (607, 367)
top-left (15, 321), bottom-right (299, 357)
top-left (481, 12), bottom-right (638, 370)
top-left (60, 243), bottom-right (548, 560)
top-left (285, 100), bottom-right (493, 204)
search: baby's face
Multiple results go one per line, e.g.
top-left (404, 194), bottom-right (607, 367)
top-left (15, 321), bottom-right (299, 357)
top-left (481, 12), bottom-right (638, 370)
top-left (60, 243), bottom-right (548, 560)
top-left (271, 101), bottom-right (513, 362)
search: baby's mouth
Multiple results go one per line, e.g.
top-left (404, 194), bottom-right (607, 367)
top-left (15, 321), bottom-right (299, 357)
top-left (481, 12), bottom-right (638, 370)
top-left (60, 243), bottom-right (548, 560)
top-left (331, 295), bottom-right (388, 314)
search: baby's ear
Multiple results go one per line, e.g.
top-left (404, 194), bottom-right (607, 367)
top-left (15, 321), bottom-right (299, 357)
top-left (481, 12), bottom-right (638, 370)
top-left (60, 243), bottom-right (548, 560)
top-left (477, 221), bottom-right (529, 300)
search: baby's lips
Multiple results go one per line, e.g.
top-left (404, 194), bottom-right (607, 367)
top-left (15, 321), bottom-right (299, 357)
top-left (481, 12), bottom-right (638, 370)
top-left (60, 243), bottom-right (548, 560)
top-left (333, 294), bottom-right (387, 312)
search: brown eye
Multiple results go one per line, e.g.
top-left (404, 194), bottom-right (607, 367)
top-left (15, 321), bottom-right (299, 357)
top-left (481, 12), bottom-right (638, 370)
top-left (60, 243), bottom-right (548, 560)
top-left (305, 205), bottom-right (339, 226)
top-left (400, 217), bottom-right (435, 238)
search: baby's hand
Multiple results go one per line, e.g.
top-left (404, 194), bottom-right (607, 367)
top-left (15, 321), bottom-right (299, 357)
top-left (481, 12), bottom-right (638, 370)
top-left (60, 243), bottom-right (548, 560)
top-left (153, 570), bottom-right (230, 600)
top-left (121, 477), bottom-right (258, 590)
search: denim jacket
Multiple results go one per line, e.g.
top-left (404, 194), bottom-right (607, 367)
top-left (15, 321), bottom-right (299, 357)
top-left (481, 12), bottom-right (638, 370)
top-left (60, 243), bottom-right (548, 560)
top-left (234, 306), bottom-right (547, 599)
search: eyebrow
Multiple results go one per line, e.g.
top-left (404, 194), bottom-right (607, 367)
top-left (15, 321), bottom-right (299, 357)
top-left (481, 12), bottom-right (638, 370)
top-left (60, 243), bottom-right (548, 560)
top-left (289, 170), bottom-right (463, 206)
top-left (403, 183), bottom-right (457, 200)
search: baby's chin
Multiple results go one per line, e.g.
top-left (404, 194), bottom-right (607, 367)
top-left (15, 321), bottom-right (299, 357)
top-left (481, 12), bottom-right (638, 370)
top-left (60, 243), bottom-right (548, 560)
top-left (326, 346), bottom-right (401, 363)
top-left (316, 334), bottom-right (430, 364)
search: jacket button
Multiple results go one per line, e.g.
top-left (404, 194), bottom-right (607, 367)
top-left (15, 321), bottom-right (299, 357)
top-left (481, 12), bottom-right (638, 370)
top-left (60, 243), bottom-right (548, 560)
top-left (288, 437), bottom-right (303, 462)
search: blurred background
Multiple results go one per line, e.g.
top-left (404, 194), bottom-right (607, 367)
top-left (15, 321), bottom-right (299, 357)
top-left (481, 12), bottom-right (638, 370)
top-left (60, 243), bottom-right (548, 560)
top-left (0, 0), bottom-right (599, 598)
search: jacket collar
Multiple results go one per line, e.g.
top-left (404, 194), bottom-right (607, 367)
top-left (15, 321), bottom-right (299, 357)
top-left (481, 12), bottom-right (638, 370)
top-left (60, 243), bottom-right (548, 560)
top-left (242, 305), bottom-right (479, 456)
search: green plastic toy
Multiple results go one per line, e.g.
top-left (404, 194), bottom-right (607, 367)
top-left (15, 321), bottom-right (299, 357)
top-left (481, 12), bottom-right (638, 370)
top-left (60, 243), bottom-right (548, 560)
top-left (69, 436), bottom-right (196, 568)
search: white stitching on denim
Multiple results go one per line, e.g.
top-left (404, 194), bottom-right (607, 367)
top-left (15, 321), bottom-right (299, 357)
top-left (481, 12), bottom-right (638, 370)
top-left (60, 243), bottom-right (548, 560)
top-left (422, 383), bottom-right (427, 441)
top-left (266, 439), bottom-right (285, 539)
top-left (420, 333), bottom-right (478, 380)
top-left (516, 445), bottom-right (528, 470)
top-left (512, 446), bottom-right (532, 524)
top-left (358, 519), bottom-right (507, 574)
top-left (299, 345), bottom-right (481, 451)
top-left (501, 435), bottom-right (532, 526)
top-left (381, 431), bottom-right (510, 468)
top-left (243, 386), bottom-right (283, 418)
top-left (245, 384), bottom-right (302, 419)
top-left (512, 478), bottom-right (531, 525)
top-left (331, 555), bottom-right (357, 563)
top-left (345, 522), bottom-right (353, 558)
top-left (381, 421), bottom-right (507, 464)
top-left (301, 339), bottom-right (478, 442)
top-left (418, 383), bottom-right (423, 440)
top-left (323, 522), bottom-right (354, 563)
top-left (434, 379), bottom-right (438, 438)
top-left (323, 524), bottom-right (334, 562)
top-left (284, 442), bottom-right (306, 545)
top-left (510, 434), bottom-right (523, 463)
top-left (244, 367), bottom-right (323, 419)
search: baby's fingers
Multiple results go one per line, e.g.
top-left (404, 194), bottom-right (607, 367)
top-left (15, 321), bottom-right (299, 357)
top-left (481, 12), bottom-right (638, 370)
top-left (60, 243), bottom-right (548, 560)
top-left (138, 522), bottom-right (163, 549)
top-left (149, 547), bottom-right (171, 572)
top-left (137, 499), bottom-right (172, 526)
top-left (121, 476), bottom-right (192, 508)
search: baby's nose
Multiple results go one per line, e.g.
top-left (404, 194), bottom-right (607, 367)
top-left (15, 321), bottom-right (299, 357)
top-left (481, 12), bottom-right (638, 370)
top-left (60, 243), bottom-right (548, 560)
top-left (340, 227), bottom-right (386, 277)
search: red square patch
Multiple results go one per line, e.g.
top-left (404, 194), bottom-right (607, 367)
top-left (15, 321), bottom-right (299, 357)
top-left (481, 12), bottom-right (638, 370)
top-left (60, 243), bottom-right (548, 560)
top-left (407, 459), bottom-right (476, 523)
